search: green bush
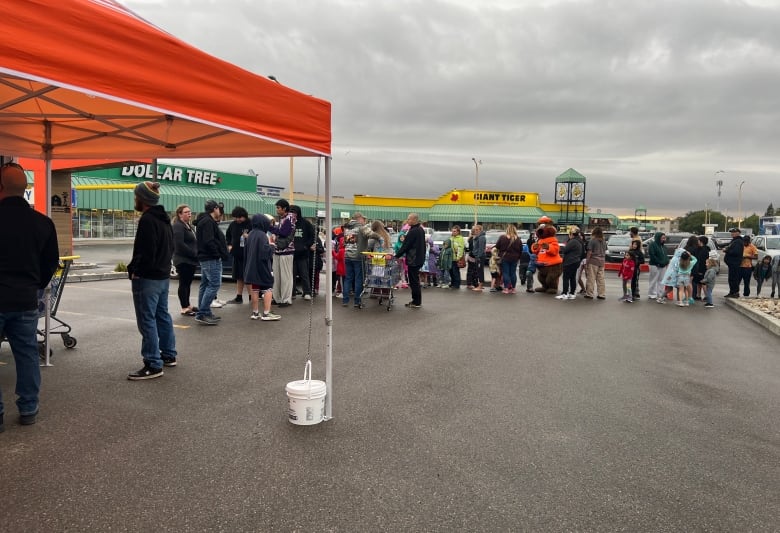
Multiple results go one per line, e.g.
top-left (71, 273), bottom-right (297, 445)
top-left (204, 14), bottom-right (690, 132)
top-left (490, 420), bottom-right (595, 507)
top-left (114, 261), bottom-right (128, 272)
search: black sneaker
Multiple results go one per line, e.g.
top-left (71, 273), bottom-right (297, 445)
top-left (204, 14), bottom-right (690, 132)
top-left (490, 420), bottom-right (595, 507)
top-left (704, 303), bottom-right (715, 308)
top-left (404, 302), bottom-right (422, 308)
top-left (195, 315), bottom-right (219, 325)
top-left (226, 296), bottom-right (243, 304)
top-left (127, 366), bottom-right (164, 380)
top-left (19, 408), bottom-right (39, 426)
top-left (162, 358), bottom-right (177, 367)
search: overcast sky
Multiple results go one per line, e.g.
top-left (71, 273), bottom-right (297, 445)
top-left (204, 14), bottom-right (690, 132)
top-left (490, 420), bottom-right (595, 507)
top-left (125, 0), bottom-right (780, 219)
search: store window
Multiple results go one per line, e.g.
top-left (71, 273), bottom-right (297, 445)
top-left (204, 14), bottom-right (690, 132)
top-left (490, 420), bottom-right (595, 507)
top-left (72, 209), bottom-right (140, 240)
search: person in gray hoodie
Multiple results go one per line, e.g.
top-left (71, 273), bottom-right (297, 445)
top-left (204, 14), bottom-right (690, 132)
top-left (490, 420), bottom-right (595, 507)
top-left (341, 212), bottom-right (378, 308)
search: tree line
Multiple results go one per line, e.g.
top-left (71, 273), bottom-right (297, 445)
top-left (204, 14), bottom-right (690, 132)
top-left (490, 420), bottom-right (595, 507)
top-left (675, 203), bottom-right (776, 234)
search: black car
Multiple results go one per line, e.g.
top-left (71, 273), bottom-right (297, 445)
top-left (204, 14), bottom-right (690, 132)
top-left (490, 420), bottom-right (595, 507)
top-left (642, 232), bottom-right (693, 260)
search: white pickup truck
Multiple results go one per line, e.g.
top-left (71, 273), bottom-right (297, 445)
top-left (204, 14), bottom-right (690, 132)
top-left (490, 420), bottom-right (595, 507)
top-left (751, 235), bottom-right (780, 264)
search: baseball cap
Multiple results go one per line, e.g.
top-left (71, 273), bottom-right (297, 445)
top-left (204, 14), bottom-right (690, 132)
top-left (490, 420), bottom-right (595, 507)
top-left (205, 199), bottom-right (219, 213)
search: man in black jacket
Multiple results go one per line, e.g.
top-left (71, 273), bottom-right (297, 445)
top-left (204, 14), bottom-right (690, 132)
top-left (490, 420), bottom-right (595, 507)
top-left (225, 206), bottom-right (252, 304)
top-left (290, 205), bottom-right (315, 300)
top-left (0, 160), bottom-right (59, 429)
top-left (723, 227), bottom-right (745, 298)
top-left (194, 200), bottom-right (229, 324)
top-left (127, 181), bottom-right (176, 380)
top-left (395, 212), bottom-right (426, 308)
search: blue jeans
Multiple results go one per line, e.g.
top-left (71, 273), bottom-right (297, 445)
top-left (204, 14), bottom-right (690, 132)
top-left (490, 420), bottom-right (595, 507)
top-left (502, 260), bottom-right (519, 289)
top-left (131, 278), bottom-right (176, 369)
top-left (197, 259), bottom-right (222, 318)
top-left (344, 259), bottom-right (364, 305)
top-left (705, 284), bottom-right (713, 305)
top-left (0, 309), bottom-right (41, 415)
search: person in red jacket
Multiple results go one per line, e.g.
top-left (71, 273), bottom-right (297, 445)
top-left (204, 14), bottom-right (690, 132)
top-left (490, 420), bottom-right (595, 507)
top-left (618, 250), bottom-right (637, 303)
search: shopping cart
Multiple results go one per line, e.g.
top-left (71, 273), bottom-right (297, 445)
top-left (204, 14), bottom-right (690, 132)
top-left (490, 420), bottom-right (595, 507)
top-left (361, 252), bottom-right (402, 311)
top-left (40, 256), bottom-right (79, 355)
top-left (1, 256), bottom-right (79, 359)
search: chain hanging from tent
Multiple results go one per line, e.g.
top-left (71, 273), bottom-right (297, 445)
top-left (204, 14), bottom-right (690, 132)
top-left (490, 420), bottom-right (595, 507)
top-left (304, 157), bottom-right (323, 362)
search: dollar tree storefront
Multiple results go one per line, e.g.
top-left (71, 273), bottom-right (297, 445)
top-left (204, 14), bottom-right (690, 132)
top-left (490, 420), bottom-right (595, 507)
top-left (70, 163), bottom-right (276, 239)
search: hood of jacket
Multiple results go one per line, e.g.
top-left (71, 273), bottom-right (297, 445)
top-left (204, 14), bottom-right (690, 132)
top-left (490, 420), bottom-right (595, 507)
top-left (653, 232), bottom-right (665, 244)
top-left (252, 213), bottom-right (271, 232)
top-left (146, 205), bottom-right (171, 224)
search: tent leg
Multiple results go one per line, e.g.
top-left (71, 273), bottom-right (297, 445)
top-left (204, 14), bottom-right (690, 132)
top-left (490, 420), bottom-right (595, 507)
top-left (324, 157), bottom-right (333, 421)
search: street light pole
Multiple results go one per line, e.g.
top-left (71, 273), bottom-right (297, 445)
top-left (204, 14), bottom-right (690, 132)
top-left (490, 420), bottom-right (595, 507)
top-left (471, 157), bottom-right (481, 226)
top-left (715, 170), bottom-right (724, 212)
top-left (738, 179), bottom-right (745, 229)
top-left (268, 75), bottom-right (294, 203)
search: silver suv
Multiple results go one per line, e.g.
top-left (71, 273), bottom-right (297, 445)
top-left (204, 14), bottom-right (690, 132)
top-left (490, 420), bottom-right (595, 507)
top-left (606, 234), bottom-right (632, 263)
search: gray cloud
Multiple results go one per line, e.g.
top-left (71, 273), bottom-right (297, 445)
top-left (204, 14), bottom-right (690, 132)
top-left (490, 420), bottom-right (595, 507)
top-left (127, 0), bottom-right (780, 218)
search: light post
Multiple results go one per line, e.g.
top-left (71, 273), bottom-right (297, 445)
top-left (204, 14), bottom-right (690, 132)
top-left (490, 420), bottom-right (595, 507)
top-left (471, 157), bottom-right (481, 226)
top-left (715, 170), bottom-right (724, 212)
top-left (738, 179), bottom-right (745, 229)
top-left (268, 75), bottom-right (295, 203)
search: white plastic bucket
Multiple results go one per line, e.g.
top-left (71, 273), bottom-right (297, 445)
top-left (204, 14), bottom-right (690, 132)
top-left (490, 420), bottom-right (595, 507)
top-left (286, 361), bottom-right (326, 425)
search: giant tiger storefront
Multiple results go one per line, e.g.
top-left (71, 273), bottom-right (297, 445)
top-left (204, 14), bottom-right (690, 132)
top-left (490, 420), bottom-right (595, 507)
top-left (27, 163), bottom-right (618, 240)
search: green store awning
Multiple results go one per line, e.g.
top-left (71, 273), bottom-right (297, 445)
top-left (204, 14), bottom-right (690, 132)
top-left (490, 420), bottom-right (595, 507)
top-left (428, 204), bottom-right (547, 223)
top-left (71, 177), bottom-right (269, 215)
top-left (289, 198), bottom-right (357, 219)
top-left (357, 205), bottom-right (427, 222)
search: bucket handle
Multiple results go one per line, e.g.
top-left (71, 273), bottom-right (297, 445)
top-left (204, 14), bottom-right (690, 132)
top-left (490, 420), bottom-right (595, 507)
top-left (302, 360), bottom-right (313, 399)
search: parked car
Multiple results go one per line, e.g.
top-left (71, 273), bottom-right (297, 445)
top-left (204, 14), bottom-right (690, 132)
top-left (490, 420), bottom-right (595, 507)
top-left (642, 232), bottom-right (693, 260)
top-left (606, 234), bottom-right (632, 263)
top-left (484, 232), bottom-right (502, 258)
top-left (431, 229), bottom-right (471, 252)
top-left (711, 231), bottom-right (733, 248)
top-left (751, 235), bottom-right (780, 265)
top-left (675, 237), bottom-right (722, 273)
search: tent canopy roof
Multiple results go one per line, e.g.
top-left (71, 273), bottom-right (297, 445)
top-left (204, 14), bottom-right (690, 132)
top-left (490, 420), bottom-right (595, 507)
top-left (0, 0), bottom-right (331, 160)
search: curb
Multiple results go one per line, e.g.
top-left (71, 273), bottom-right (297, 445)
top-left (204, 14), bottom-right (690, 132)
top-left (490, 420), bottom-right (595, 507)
top-left (66, 272), bottom-right (127, 283)
top-left (724, 297), bottom-right (780, 337)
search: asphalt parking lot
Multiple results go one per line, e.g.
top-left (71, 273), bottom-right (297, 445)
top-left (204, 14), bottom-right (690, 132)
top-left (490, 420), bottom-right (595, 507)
top-left (1, 266), bottom-right (779, 531)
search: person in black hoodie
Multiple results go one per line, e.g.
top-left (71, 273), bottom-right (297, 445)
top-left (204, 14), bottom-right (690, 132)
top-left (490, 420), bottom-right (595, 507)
top-left (0, 161), bottom-right (59, 428)
top-left (395, 212), bottom-right (426, 308)
top-left (225, 206), bottom-right (252, 304)
top-left (290, 205), bottom-right (316, 300)
top-left (194, 200), bottom-right (229, 324)
top-left (723, 227), bottom-right (745, 298)
top-left (127, 181), bottom-right (176, 380)
top-left (244, 214), bottom-right (280, 321)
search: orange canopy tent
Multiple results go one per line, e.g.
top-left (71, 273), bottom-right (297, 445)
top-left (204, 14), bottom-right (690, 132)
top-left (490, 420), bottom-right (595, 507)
top-left (0, 0), bottom-right (335, 418)
top-left (0, 0), bottom-right (331, 160)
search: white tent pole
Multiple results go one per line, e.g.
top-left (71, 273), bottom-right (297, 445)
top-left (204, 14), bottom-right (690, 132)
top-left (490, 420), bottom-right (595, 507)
top-left (324, 156), bottom-right (333, 420)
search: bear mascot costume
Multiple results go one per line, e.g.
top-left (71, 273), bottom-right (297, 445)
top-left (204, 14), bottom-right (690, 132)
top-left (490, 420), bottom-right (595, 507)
top-left (531, 216), bottom-right (563, 294)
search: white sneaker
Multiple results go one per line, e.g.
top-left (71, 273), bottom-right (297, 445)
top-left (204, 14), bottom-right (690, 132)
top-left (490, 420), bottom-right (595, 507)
top-left (566, 294), bottom-right (576, 300)
top-left (555, 293), bottom-right (568, 299)
top-left (303, 294), bottom-right (312, 301)
top-left (334, 292), bottom-right (343, 298)
top-left (211, 299), bottom-right (224, 308)
top-left (261, 312), bottom-right (281, 321)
